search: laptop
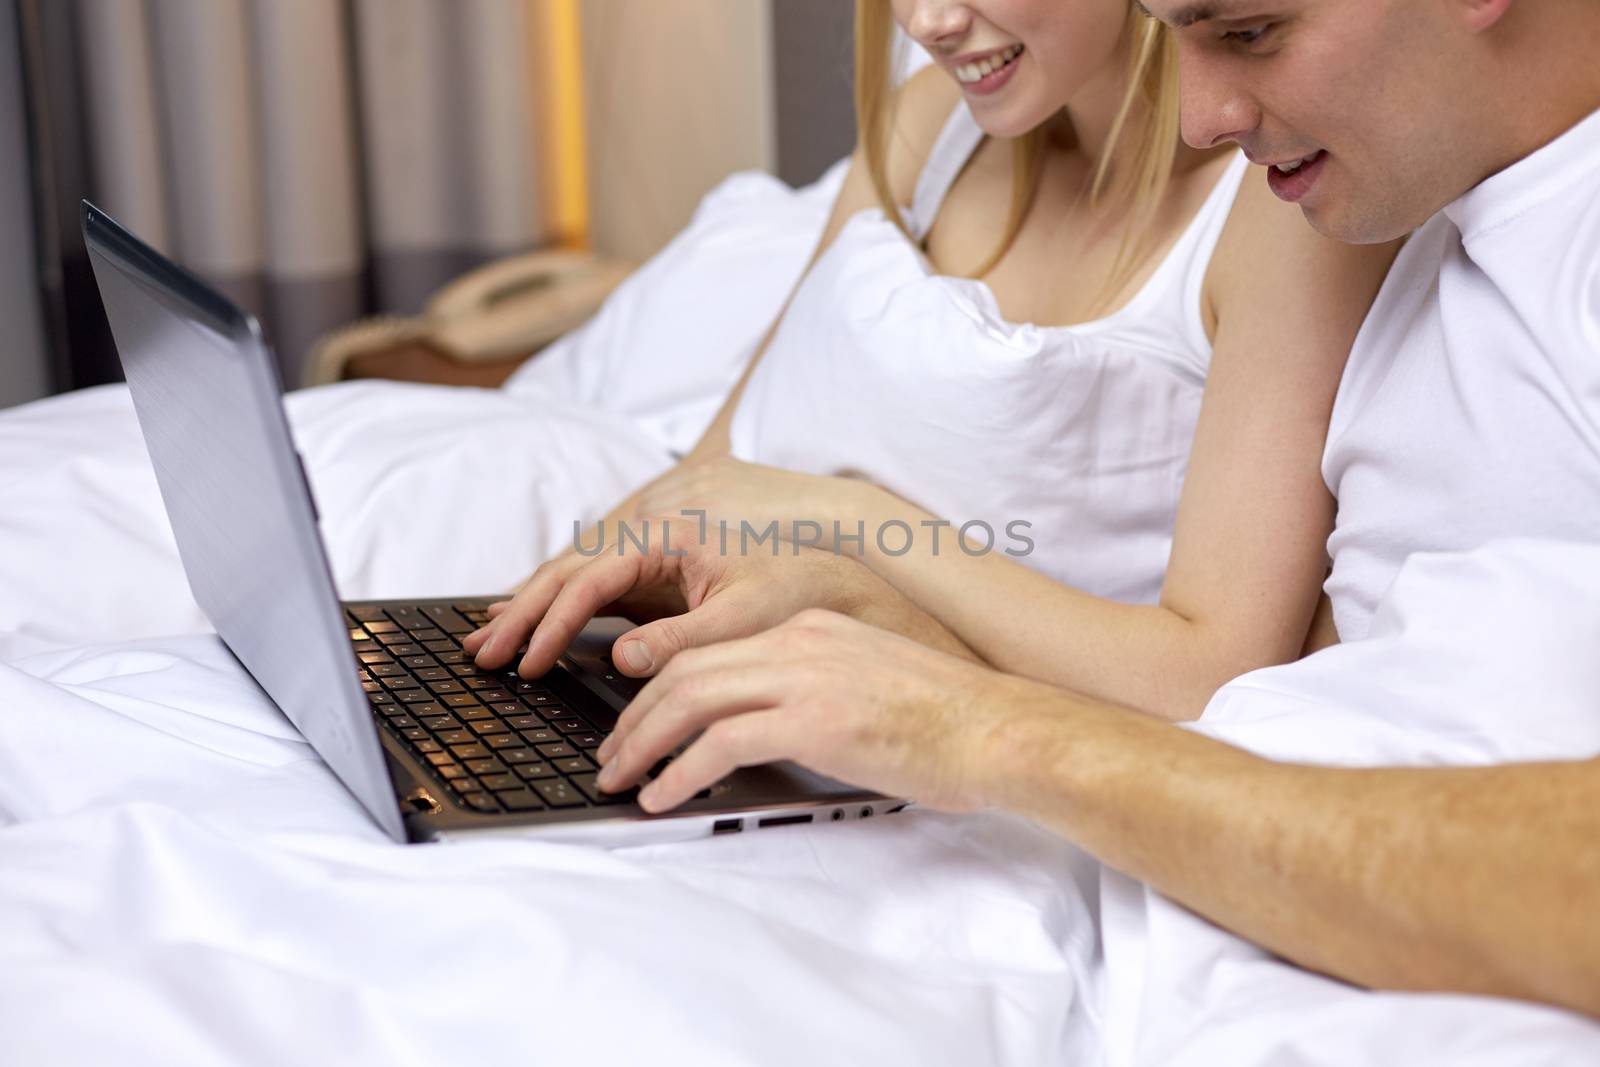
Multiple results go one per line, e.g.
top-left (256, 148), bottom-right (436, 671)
top-left (82, 200), bottom-right (904, 847)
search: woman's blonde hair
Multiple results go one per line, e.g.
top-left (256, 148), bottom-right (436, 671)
top-left (854, 2), bottom-right (1181, 313)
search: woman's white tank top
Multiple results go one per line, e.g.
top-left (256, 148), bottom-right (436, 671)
top-left (730, 104), bottom-right (1248, 603)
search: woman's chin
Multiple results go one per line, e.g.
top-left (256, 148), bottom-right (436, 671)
top-left (968, 101), bottom-right (1049, 141)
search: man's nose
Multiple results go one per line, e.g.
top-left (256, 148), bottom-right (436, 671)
top-left (1177, 49), bottom-right (1261, 149)
top-left (905, 0), bottom-right (973, 50)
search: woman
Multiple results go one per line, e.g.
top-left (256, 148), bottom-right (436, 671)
top-left (468, 0), bottom-right (1396, 722)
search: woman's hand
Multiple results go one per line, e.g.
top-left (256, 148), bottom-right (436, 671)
top-left (462, 524), bottom-right (893, 680)
top-left (632, 456), bottom-right (873, 548)
top-left (592, 609), bottom-right (1031, 813)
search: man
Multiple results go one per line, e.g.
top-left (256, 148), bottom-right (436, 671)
top-left (471, 0), bottom-right (1600, 1017)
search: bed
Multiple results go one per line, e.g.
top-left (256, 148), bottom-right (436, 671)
top-left (2, 164), bottom-right (1597, 1066)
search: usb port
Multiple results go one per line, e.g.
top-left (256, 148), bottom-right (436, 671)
top-left (757, 814), bottom-right (814, 828)
top-left (712, 818), bottom-right (743, 835)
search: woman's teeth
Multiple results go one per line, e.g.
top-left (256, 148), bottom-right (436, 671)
top-left (1275, 153), bottom-right (1320, 174)
top-left (956, 44), bottom-right (1023, 84)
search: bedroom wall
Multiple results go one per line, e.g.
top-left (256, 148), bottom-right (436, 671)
top-left (0, 0), bottom-right (51, 411)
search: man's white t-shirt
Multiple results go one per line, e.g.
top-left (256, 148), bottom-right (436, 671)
top-left (1322, 107), bottom-right (1600, 641)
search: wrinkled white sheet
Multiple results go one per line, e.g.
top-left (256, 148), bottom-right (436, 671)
top-left (3, 163), bottom-right (1598, 1061)
top-left (4, 379), bottom-right (1598, 1064)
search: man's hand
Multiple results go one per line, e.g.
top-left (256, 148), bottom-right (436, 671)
top-left (461, 529), bottom-right (919, 681)
top-left (593, 609), bottom-right (1029, 813)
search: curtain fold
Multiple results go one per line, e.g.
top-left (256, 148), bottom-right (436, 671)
top-left (22, 0), bottom-right (552, 389)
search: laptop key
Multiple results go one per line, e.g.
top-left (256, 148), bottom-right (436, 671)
top-left (481, 774), bottom-right (524, 792)
top-left (551, 718), bottom-right (589, 734)
top-left (424, 752), bottom-right (454, 767)
top-left (463, 792), bottom-right (499, 812)
top-left (536, 742), bottom-right (577, 760)
top-left (409, 628), bottom-right (447, 643)
top-left (427, 679), bottom-right (464, 694)
top-left (367, 692), bottom-right (394, 706)
top-left (533, 779), bottom-right (585, 807)
top-left (554, 755), bottom-right (595, 774)
top-left (388, 644), bottom-right (423, 658)
top-left (420, 716), bottom-right (462, 732)
top-left (497, 790), bottom-right (545, 812)
top-left (361, 681), bottom-right (383, 694)
top-left (351, 640), bottom-right (379, 654)
top-left (498, 747), bottom-right (540, 765)
top-left (422, 604), bottom-right (476, 634)
top-left (410, 702), bottom-right (447, 718)
top-left (388, 716), bottom-right (419, 729)
top-left (513, 761), bottom-right (557, 780)
top-left (415, 668), bottom-right (450, 682)
top-left (423, 639), bottom-right (456, 653)
top-left (438, 652), bottom-right (469, 666)
top-left (568, 772), bottom-right (634, 805)
top-left (463, 678), bottom-right (495, 690)
top-left (358, 651), bottom-right (393, 665)
top-left (401, 728), bottom-right (429, 742)
top-left (475, 688), bottom-right (512, 703)
top-left (570, 733), bottom-right (603, 750)
top-left (458, 706), bottom-right (494, 722)
top-left (450, 743), bottom-right (490, 760)
top-left (415, 740), bottom-right (443, 754)
top-left (437, 764), bottom-right (467, 780)
top-left (382, 674), bottom-right (420, 690)
top-left (464, 758), bottom-right (507, 776)
top-left (483, 735), bottom-right (521, 750)
top-left (442, 693), bottom-right (479, 708)
top-left (437, 730), bottom-right (473, 746)
top-left (363, 621), bottom-right (399, 635)
top-left (399, 690), bottom-right (433, 704)
top-left (349, 605), bottom-right (387, 622)
top-left (401, 655), bottom-right (436, 670)
top-left (469, 720), bottom-right (509, 736)
top-left (520, 729), bottom-right (560, 746)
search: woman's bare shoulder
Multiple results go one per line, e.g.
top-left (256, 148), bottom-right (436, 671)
top-left (881, 65), bottom-right (965, 205)
top-left (1206, 164), bottom-right (1400, 343)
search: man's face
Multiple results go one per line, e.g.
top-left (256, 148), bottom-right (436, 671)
top-left (1142, 0), bottom-right (1490, 244)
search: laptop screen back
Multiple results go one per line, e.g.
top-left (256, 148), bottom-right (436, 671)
top-left (82, 201), bottom-right (405, 841)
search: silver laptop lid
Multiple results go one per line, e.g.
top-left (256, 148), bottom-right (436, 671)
top-left (82, 201), bottom-right (406, 841)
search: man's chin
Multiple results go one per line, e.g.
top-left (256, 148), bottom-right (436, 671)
top-left (1299, 200), bottom-right (1415, 246)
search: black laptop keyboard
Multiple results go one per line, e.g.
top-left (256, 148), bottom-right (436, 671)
top-left (348, 602), bottom-right (640, 816)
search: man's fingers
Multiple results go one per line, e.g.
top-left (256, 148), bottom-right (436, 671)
top-left (596, 627), bottom-right (790, 765)
top-left (636, 710), bottom-right (799, 812)
top-left (596, 658), bottom-right (785, 793)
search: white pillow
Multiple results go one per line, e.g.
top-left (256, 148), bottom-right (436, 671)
top-left (504, 160), bottom-right (848, 456)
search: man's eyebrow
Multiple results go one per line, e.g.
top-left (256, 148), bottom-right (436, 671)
top-left (1134, 1), bottom-right (1246, 29)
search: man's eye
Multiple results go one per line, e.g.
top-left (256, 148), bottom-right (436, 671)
top-left (1222, 23), bottom-right (1274, 46)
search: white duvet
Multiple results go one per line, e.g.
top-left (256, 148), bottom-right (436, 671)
top-left (2, 167), bottom-right (1598, 1065)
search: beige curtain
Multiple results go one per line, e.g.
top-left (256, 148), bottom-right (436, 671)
top-left (70, 0), bottom-right (554, 385)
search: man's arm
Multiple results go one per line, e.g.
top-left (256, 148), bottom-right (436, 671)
top-left (985, 693), bottom-right (1600, 1017)
top-left (592, 611), bottom-right (1600, 1019)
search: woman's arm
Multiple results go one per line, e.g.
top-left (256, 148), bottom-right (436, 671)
top-left (565, 66), bottom-right (965, 547)
top-left (781, 175), bottom-right (1399, 719)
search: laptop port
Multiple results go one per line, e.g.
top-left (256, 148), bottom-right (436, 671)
top-left (757, 814), bottom-right (814, 828)
top-left (712, 818), bottom-right (743, 835)
top-left (858, 806), bottom-right (873, 819)
top-left (830, 809), bottom-right (845, 821)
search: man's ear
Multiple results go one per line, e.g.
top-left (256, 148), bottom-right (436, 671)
top-left (1457, 0), bottom-right (1515, 33)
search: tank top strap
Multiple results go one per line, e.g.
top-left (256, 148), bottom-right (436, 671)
top-left (904, 103), bottom-right (986, 241)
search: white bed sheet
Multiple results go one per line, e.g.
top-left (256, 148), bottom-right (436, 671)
top-left (3, 381), bottom-right (1598, 1064)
